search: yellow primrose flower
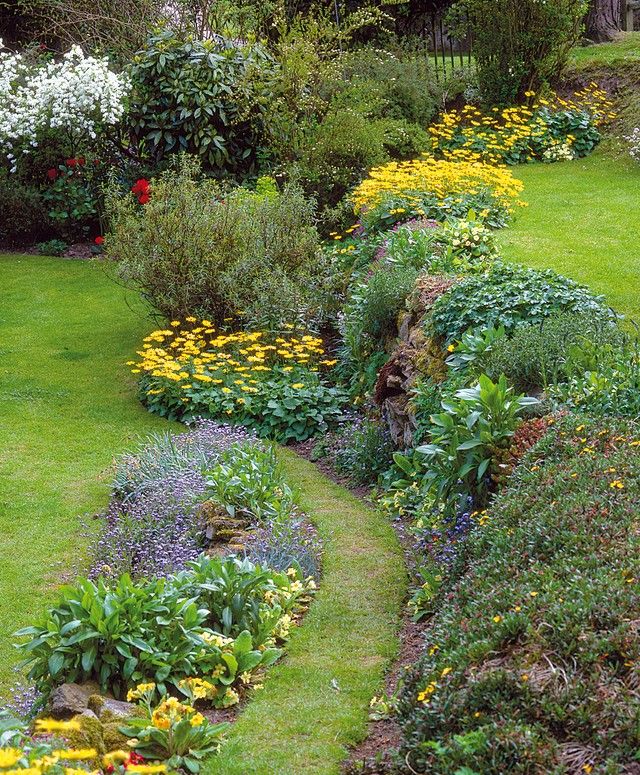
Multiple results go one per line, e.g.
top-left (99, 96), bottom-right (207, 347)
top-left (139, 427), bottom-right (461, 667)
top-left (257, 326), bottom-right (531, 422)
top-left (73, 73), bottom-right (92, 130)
top-left (35, 719), bottom-right (81, 734)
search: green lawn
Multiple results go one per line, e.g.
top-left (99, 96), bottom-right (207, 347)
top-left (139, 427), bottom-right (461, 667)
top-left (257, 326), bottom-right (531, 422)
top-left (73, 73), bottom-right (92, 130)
top-left (0, 254), bottom-right (172, 691)
top-left (568, 32), bottom-right (640, 69)
top-left (207, 452), bottom-right (406, 775)
top-left (499, 149), bottom-right (640, 319)
top-left (0, 254), bottom-right (407, 774)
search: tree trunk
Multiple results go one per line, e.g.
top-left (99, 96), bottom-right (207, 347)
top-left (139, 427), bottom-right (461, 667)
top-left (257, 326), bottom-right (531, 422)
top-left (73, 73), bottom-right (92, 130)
top-left (585, 0), bottom-right (622, 42)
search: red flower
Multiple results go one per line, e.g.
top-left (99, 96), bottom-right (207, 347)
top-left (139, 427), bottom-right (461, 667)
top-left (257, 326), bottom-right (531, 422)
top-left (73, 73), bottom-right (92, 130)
top-left (94, 236), bottom-right (105, 245)
top-left (66, 158), bottom-right (77, 167)
top-left (77, 156), bottom-right (86, 166)
top-left (131, 178), bottom-right (150, 195)
top-left (138, 193), bottom-right (150, 205)
top-left (46, 168), bottom-right (58, 180)
top-left (128, 753), bottom-right (144, 765)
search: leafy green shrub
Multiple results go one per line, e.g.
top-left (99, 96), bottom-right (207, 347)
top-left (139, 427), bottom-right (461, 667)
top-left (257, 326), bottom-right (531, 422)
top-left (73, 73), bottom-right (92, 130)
top-left (204, 443), bottom-right (296, 522)
top-left (105, 159), bottom-right (325, 326)
top-left (415, 374), bottom-right (538, 511)
top-left (36, 239), bottom-right (68, 257)
top-left (450, 0), bottom-right (587, 104)
top-left (343, 263), bottom-right (420, 360)
top-left (15, 556), bottom-right (310, 700)
top-left (314, 415), bottom-right (395, 485)
top-left (396, 414), bottom-right (640, 773)
top-left (431, 262), bottom-right (609, 343)
top-left (0, 172), bottom-right (47, 244)
top-left (127, 30), bottom-right (277, 174)
top-left (380, 216), bottom-right (498, 275)
top-left (551, 331), bottom-right (640, 416)
top-left (293, 109), bottom-right (389, 211)
top-left (333, 416), bottom-right (395, 484)
top-left (317, 47), bottom-right (440, 127)
top-left (480, 311), bottom-right (624, 390)
top-left (122, 687), bottom-right (229, 771)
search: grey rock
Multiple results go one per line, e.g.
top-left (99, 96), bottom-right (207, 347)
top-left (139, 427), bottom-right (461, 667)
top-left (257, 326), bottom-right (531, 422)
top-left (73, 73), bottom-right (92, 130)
top-left (49, 682), bottom-right (101, 719)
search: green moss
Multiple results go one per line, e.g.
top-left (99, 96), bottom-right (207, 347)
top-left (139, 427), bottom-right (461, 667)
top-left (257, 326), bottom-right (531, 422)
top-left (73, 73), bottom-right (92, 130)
top-left (66, 712), bottom-right (105, 757)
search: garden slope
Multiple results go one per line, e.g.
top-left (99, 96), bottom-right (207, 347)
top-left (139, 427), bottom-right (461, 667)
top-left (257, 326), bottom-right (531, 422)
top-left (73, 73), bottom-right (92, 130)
top-left (498, 149), bottom-right (640, 319)
top-left (206, 450), bottom-right (406, 775)
top-left (0, 254), bottom-right (173, 692)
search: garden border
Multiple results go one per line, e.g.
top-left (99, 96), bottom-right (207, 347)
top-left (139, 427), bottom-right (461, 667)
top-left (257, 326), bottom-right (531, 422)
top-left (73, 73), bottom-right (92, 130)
top-left (205, 449), bottom-right (406, 775)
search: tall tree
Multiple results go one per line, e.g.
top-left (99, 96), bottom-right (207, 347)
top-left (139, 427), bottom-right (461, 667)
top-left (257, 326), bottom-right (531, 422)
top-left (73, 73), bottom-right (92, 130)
top-left (585, 0), bottom-right (622, 41)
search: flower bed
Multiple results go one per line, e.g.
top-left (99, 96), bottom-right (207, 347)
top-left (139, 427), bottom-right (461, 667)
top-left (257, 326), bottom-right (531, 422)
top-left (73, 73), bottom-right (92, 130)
top-left (131, 321), bottom-right (346, 442)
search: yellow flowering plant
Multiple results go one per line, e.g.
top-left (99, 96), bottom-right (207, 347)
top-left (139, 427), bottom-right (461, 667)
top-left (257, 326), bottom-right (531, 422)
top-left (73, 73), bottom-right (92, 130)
top-left (119, 691), bottom-right (228, 773)
top-left (0, 715), bottom-right (165, 775)
top-left (428, 84), bottom-right (615, 166)
top-left (131, 320), bottom-right (347, 442)
top-left (351, 155), bottom-right (525, 231)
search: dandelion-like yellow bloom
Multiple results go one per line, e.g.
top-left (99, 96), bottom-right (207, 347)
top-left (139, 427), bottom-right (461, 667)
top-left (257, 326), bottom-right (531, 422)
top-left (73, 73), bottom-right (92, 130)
top-left (34, 719), bottom-right (81, 735)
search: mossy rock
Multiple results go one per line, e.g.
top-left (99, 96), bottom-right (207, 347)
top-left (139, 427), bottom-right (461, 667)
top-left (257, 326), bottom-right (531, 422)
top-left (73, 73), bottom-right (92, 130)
top-left (66, 710), bottom-right (105, 758)
top-left (102, 720), bottom-right (132, 752)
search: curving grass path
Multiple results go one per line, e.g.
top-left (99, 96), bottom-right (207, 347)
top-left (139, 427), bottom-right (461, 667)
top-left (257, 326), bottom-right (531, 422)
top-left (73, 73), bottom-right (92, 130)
top-left (499, 148), bottom-right (640, 319)
top-left (0, 253), bottom-right (407, 774)
top-left (207, 451), bottom-right (406, 775)
top-left (0, 254), bottom-right (173, 692)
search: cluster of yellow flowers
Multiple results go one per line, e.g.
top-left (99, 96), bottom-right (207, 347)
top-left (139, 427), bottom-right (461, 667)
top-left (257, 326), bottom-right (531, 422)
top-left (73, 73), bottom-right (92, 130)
top-left (351, 155), bottom-right (525, 215)
top-left (130, 319), bottom-right (334, 404)
top-left (0, 720), bottom-right (166, 775)
top-left (428, 84), bottom-right (615, 166)
top-left (150, 696), bottom-right (206, 730)
top-left (417, 666), bottom-right (453, 704)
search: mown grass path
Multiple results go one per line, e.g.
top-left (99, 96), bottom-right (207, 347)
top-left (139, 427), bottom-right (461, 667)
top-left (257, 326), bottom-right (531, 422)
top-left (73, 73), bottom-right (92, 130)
top-left (206, 451), bottom-right (406, 775)
top-left (499, 148), bottom-right (640, 319)
top-left (0, 254), bottom-right (173, 691)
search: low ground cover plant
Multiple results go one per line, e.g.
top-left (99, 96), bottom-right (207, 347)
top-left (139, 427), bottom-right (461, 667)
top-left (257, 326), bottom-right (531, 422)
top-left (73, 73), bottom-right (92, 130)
top-left (431, 262), bottom-right (609, 342)
top-left (131, 319), bottom-right (346, 442)
top-left (395, 415), bottom-right (640, 773)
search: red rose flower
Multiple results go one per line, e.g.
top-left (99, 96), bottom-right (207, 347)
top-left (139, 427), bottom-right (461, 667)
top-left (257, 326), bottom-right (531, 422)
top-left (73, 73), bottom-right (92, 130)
top-left (66, 158), bottom-right (77, 167)
top-left (46, 168), bottom-right (58, 180)
top-left (94, 236), bottom-right (105, 245)
top-left (138, 193), bottom-right (150, 205)
top-left (131, 178), bottom-right (150, 195)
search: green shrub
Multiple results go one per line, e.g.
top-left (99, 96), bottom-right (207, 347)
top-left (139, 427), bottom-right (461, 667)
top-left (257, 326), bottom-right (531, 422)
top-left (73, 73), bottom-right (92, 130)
top-left (314, 415), bottom-right (396, 485)
top-left (0, 172), bottom-right (48, 244)
top-left (450, 0), bottom-right (587, 104)
top-left (293, 109), bottom-right (389, 211)
top-left (396, 414), bottom-right (640, 773)
top-left (15, 556), bottom-right (310, 700)
top-left (316, 47), bottom-right (441, 126)
top-left (105, 158), bottom-right (325, 327)
top-left (481, 311), bottom-right (624, 390)
top-left (127, 30), bottom-right (277, 175)
top-left (415, 374), bottom-right (538, 511)
top-left (204, 443), bottom-right (296, 522)
top-left (431, 262), bottom-right (609, 343)
top-left (551, 331), bottom-right (640, 416)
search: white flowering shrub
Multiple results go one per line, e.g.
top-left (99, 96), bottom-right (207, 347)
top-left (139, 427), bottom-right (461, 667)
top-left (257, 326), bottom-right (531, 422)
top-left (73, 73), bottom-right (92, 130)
top-left (626, 127), bottom-right (640, 163)
top-left (0, 41), bottom-right (129, 171)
